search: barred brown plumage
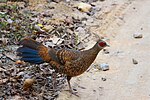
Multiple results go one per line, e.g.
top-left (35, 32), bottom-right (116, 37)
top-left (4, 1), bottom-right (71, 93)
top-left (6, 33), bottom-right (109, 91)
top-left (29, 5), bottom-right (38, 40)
top-left (17, 38), bottom-right (109, 94)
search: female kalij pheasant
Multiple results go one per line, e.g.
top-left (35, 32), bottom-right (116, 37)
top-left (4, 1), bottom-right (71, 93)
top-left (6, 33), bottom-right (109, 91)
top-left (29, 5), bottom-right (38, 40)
top-left (17, 38), bottom-right (109, 93)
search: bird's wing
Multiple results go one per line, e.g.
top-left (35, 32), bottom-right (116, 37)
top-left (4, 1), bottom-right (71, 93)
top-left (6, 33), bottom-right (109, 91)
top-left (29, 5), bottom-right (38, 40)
top-left (48, 49), bottom-right (80, 65)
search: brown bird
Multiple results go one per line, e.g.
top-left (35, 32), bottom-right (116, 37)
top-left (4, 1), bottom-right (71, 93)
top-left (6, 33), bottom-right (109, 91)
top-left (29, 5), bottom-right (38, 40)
top-left (17, 38), bottom-right (109, 93)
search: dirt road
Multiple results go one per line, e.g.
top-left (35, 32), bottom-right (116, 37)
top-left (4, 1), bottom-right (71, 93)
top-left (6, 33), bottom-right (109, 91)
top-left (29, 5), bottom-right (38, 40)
top-left (57, 0), bottom-right (150, 100)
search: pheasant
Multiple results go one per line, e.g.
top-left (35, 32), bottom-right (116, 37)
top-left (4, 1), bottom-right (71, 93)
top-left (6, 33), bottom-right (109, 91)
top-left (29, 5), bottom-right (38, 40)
top-left (16, 38), bottom-right (109, 93)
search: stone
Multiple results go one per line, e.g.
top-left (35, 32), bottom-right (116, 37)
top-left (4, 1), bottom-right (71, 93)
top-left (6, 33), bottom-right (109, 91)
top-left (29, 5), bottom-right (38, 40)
top-left (103, 49), bottom-right (109, 54)
top-left (7, 19), bottom-right (13, 24)
top-left (101, 77), bottom-right (106, 81)
top-left (133, 33), bottom-right (143, 38)
top-left (77, 2), bottom-right (92, 13)
top-left (132, 58), bottom-right (138, 64)
top-left (99, 63), bottom-right (109, 71)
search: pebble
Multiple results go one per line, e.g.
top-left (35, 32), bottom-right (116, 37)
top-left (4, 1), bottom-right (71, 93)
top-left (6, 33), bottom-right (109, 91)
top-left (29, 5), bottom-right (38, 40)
top-left (87, 18), bottom-right (94, 23)
top-left (101, 77), bottom-right (106, 81)
top-left (77, 2), bottom-right (92, 13)
top-left (0, 12), bottom-right (6, 14)
top-left (132, 58), bottom-right (138, 64)
top-left (103, 49), bottom-right (109, 54)
top-left (66, 0), bottom-right (70, 2)
top-left (45, 41), bottom-right (55, 47)
top-left (76, 27), bottom-right (86, 34)
top-left (78, 85), bottom-right (86, 89)
top-left (7, 19), bottom-right (13, 24)
top-left (17, 72), bottom-right (25, 76)
top-left (73, 88), bottom-right (77, 91)
top-left (133, 33), bottom-right (143, 38)
top-left (99, 63), bottom-right (109, 71)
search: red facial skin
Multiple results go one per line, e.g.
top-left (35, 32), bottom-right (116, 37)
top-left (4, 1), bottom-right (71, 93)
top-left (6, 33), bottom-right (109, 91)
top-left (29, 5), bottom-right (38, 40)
top-left (99, 41), bottom-right (107, 47)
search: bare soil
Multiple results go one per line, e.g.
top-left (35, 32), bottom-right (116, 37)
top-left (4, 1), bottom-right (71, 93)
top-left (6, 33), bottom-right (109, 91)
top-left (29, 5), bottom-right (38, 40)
top-left (57, 0), bottom-right (150, 100)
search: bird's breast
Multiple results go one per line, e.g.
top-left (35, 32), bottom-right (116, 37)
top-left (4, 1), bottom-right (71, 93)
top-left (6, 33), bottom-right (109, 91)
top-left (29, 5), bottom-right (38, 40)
top-left (64, 54), bottom-right (97, 77)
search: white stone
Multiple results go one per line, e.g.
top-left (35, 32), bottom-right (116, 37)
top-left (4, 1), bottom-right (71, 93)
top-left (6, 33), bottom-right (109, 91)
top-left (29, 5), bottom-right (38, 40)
top-left (133, 33), bottom-right (143, 38)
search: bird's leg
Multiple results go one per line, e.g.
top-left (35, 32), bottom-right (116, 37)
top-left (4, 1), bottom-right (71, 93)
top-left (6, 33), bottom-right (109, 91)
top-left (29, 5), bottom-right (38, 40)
top-left (67, 76), bottom-right (79, 97)
top-left (67, 76), bottom-right (72, 92)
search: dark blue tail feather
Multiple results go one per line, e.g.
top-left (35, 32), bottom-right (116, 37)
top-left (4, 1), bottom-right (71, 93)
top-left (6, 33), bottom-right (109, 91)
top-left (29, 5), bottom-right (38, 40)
top-left (17, 53), bottom-right (40, 58)
top-left (17, 47), bottom-right (44, 64)
top-left (20, 57), bottom-right (44, 64)
top-left (17, 47), bottom-right (38, 54)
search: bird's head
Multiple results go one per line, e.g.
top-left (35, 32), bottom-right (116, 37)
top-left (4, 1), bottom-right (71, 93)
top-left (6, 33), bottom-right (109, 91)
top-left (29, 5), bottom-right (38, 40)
top-left (91, 32), bottom-right (109, 49)
top-left (97, 39), bottom-right (109, 49)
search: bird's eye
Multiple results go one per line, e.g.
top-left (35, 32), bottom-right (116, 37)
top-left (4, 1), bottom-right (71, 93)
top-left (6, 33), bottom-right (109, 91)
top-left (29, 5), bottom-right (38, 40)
top-left (99, 42), bottom-right (106, 47)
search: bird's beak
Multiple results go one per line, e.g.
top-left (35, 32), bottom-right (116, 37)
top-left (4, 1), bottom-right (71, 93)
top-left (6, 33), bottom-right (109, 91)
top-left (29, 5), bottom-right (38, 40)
top-left (106, 44), bottom-right (110, 47)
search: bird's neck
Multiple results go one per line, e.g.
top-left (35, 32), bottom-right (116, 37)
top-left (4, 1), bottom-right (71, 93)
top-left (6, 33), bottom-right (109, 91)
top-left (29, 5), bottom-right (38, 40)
top-left (78, 43), bottom-right (102, 73)
top-left (87, 43), bottom-right (102, 55)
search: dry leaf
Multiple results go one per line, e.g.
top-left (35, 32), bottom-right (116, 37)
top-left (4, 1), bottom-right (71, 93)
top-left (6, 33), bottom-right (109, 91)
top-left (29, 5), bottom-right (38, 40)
top-left (23, 78), bottom-right (35, 91)
top-left (42, 25), bottom-right (54, 32)
top-left (0, 79), bottom-right (8, 85)
top-left (15, 60), bottom-right (25, 65)
top-left (0, 37), bottom-right (8, 45)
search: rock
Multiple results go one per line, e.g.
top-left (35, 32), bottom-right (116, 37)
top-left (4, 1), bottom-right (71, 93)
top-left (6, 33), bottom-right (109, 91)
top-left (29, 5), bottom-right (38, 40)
top-left (0, 12), bottom-right (6, 14)
top-left (17, 72), bottom-right (25, 76)
top-left (7, 19), bottom-right (13, 24)
top-left (76, 27), bottom-right (86, 38)
top-left (76, 27), bottom-right (86, 34)
top-left (101, 77), bottom-right (106, 81)
top-left (99, 63), bottom-right (109, 71)
top-left (103, 49), bottom-right (109, 54)
top-left (45, 41), bottom-right (55, 47)
top-left (132, 58), bottom-right (138, 64)
top-left (76, 27), bottom-right (88, 41)
top-left (133, 33), bottom-right (143, 38)
top-left (66, 0), bottom-right (70, 2)
top-left (51, 0), bottom-right (61, 3)
top-left (78, 85), bottom-right (86, 89)
top-left (73, 88), bottom-right (77, 91)
top-left (77, 2), bottom-right (92, 13)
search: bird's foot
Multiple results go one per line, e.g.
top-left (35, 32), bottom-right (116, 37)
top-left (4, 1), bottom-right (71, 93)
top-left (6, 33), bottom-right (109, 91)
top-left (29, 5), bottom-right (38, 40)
top-left (71, 91), bottom-right (79, 97)
top-left (65, 89), bottom-right (79, 97)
